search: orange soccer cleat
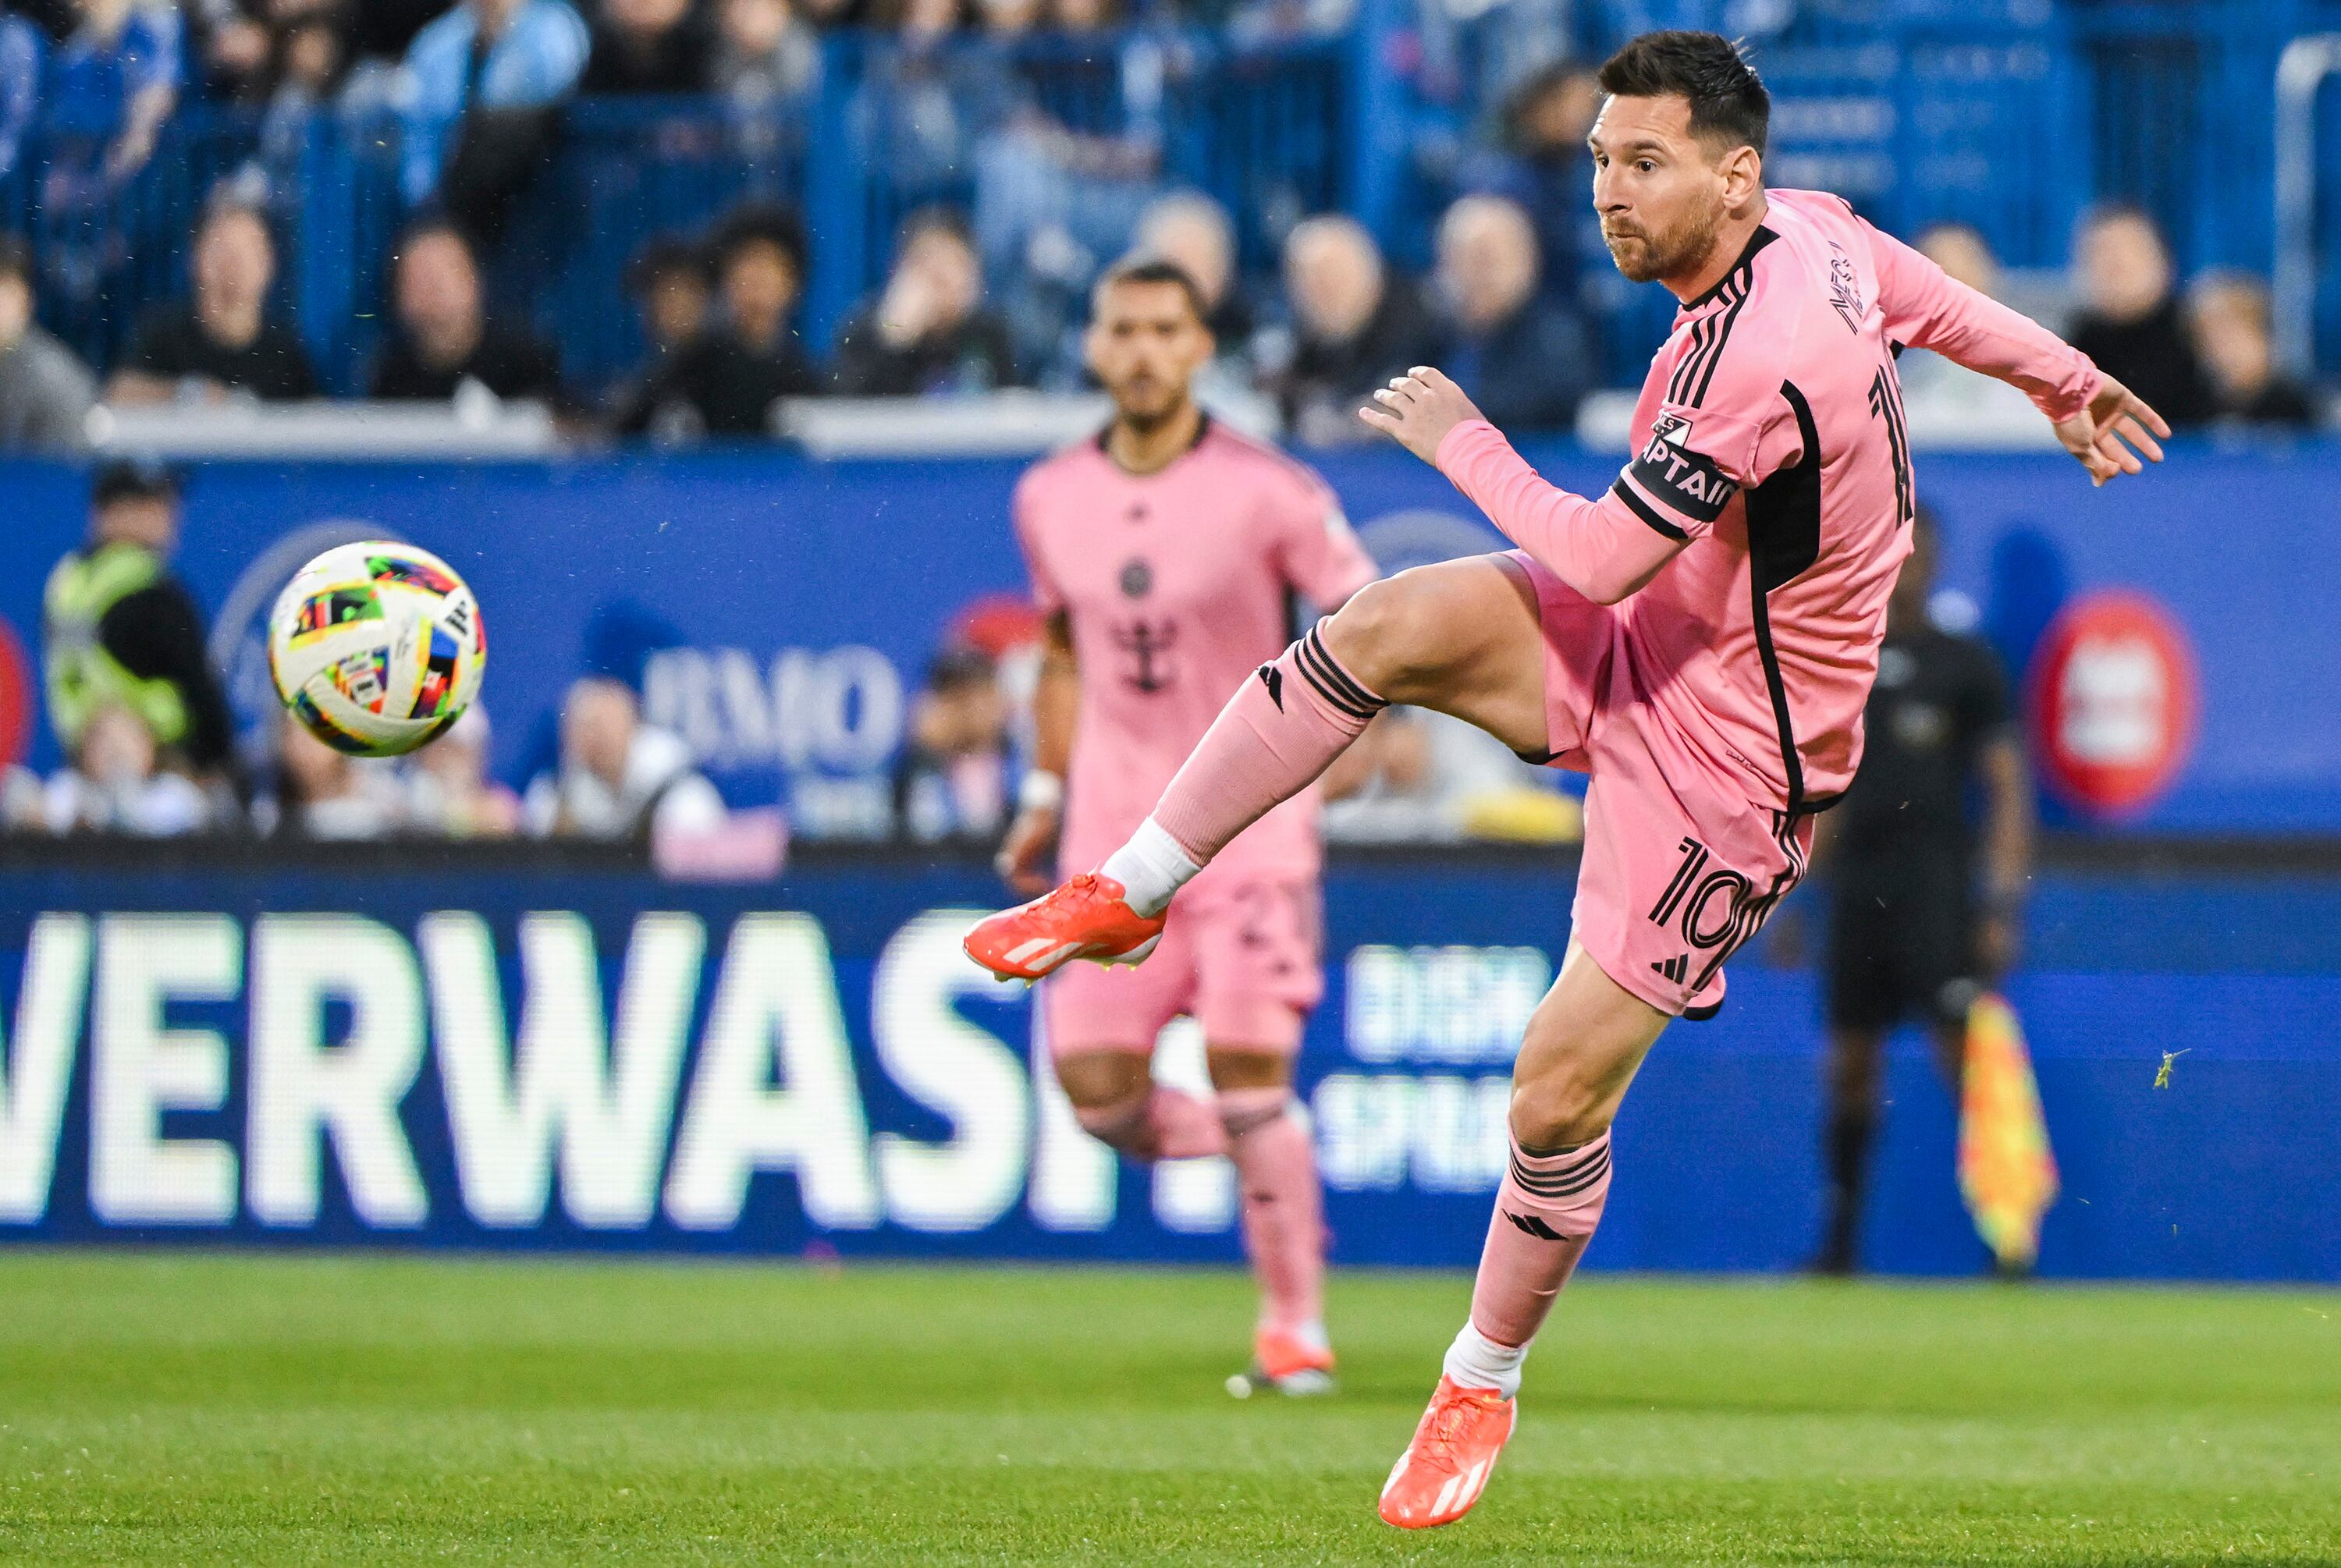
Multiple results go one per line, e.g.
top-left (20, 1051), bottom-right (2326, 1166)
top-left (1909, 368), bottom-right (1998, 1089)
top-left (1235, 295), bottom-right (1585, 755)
top-left (962, 871), bottom-right (1167, 981)
top-left (1377, 1375), bottom-right (1518, 1530)
top-left (1228, 1323), bottom-right (1337, 1398)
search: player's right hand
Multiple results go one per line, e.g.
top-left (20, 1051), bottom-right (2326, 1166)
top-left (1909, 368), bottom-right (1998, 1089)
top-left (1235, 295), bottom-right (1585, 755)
top-left (2053, 375), bottom-right (2170, 487)
top-left (996, 804), bottom-right (1061, 895)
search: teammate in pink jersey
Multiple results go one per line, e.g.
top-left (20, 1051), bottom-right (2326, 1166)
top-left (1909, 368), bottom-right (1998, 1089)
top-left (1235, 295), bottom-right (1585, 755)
top-left (968, 30), bottom-right (2167, 1524)
top-left (995, 257), bottom-right (1378, 1394)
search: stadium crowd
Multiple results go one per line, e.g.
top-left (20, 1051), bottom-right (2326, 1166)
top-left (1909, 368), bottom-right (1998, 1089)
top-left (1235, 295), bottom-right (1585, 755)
top-left (0, 0), bottom-right (2325, 449)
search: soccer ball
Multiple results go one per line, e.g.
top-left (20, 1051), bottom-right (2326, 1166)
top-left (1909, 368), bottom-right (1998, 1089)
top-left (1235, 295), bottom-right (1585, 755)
top-left (268, 541), bottom-right (486, 757)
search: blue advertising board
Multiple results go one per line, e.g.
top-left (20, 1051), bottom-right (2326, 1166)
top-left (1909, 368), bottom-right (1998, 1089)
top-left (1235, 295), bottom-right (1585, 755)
top-left (2, 439), bottom-right (2339, 833)
top-left (1, 855), bottom-right (2334, 1281)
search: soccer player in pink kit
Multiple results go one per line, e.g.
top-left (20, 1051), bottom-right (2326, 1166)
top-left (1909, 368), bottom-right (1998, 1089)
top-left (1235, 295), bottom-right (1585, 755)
top-left (996, 257), bottom-right (1378, 1393)
top-left (969, 31), bottom-right (2167, 1524)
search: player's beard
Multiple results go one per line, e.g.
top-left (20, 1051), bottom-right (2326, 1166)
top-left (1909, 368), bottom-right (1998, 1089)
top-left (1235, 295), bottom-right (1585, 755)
top-left (1604, 194), bottom-right (1725, 285)
top-left (1114, 378), bottom-right (1189, 435)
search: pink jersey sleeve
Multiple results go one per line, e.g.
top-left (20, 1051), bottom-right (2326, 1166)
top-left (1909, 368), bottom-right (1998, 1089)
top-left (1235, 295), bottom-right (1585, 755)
top-left (1011, 470), bottom-right (1064, 614)
top-left (1434, 419), bottom-right (1687, 605)
top-left (1272, 465), bottom-right (1378, 608)
top-left (1865, 218), bottom-right (2101, 421)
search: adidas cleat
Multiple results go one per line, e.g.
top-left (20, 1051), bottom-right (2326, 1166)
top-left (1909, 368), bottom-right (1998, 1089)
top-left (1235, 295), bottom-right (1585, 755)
top-left (1377, 1375), bottom-right (1517, 1529)
top-left (963, 872), bottom-right (1167, 981)
top-left (1226, 1324), bottom-right (1338, 1399)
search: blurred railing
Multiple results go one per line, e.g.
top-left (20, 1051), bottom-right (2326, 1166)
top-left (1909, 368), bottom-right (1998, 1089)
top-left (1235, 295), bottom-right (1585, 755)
top-left (4, 2), bottom-right (2339, 396)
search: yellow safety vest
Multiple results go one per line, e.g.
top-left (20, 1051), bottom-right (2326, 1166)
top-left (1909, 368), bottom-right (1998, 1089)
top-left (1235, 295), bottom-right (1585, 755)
top-left (42, 541), bottom-right (190, 754)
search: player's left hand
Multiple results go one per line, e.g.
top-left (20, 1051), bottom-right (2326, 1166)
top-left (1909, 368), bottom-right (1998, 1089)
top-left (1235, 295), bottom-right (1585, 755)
top-left (2053, 374), bottom-right (2170, 488)
top-left (1359, 367), bottom-right (1485, 464)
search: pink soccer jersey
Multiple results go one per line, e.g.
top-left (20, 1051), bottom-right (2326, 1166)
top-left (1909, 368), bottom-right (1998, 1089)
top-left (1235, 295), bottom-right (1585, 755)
top-left (1438, 186), bottom-right (2100, 814)
top-left (1014, 417), bottom-right (1380, 882)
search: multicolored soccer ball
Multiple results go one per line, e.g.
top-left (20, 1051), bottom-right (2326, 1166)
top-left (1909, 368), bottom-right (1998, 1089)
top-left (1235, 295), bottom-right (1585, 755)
top-left (268, 541), bottom-right (486, 757)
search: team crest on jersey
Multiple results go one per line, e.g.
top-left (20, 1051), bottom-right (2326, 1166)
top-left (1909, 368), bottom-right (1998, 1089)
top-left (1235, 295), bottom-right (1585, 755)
top-left (1827, 243), bottom-right (1866, 332)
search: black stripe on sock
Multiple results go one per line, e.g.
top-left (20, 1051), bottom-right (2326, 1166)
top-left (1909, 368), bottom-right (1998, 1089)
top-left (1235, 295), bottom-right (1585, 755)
top-left (1509, 1146), bottom-right (1611, 1197)
top-left (1295, 634), bottom-right (1381, 721)
top-left (1295, 653), bottom-right (1377, 722)
top-left (1302, 626), bottom-right (1386, 712)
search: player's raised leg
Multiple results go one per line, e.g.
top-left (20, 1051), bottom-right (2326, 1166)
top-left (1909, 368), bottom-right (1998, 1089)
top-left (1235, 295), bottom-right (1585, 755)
top-left (964, 555), bottom-right (1551, 977)
top-left (1380, 942), bottom-right (1669, 1529)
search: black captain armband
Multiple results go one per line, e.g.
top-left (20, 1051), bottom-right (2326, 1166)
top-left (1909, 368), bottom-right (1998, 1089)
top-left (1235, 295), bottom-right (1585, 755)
top-left (1623, 413), bottom-right (1740, 529)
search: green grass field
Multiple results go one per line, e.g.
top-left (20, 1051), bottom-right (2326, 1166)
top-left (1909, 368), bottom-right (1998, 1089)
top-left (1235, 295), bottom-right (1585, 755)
top-left (0, 1252), bottom-right (2332, 1565)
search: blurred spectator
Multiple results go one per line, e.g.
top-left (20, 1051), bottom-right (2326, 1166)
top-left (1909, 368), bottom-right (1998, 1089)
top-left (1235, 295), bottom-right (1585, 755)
top-left (524, 676), bottom-right (726, 839)
top-left (2187, 272), bottom-right (2316, 431)
top-left (41, 701), bottom-right (211, 835)
top-left (833, 208), bottom-right (1019, 396)
top-left (1430, 193), bottom-right (1590, 432)
top-left (0, 236), bottom-right (96, 452)
top-left (110, 197), bottom-right (320, 404)
top-left (1269, 215), bottom-right (1436, 446)
top-left (619, 203), bottom-right (817, 438)
top-left (1460, 62), bottom-right (1603, 309)
top-left (581, 0), bottom-right (709, 94)
top-left (41, 459), bottom-right (237, 783)
top-left (1134, 190), bottom-right (1254, 362)
top-left (267, 712), bottom-right (406, 839)
top-left (1321, 705), bottom-right (1573, 843)
top-left (371, 218), bottom-right (563, 402)
top-left (397, 0), bottom-right (588, 234)
top-left (403, 706), bottom-right (520, 836)
top-left (2067, 205), bottom-right (2214, 430)
top-left (893, 644), bottom-right (1011, 844)
top-left (625, 235), bottom-right (712, 358)
top-left (0, 8), bottom-right (40, 184)
top-left (1885, 222), bottom-right (2043, 435)
top-left (712, 0), bottom-right (817, 111)
top-left (45, 0), bottom-right (179, 190)
top-left (350, 0), bottom-right (454, 65)
top-left (190, 0), bottom-right (274, 101)
top-left (2, 763), bottom-right (43, 832)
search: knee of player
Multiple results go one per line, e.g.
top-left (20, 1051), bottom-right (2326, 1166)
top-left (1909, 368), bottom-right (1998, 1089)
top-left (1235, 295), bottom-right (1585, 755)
top-left (1054, 1050), bottom-right (1153, 1112)
top-left (1321, 573), bottom-right (1454, 696)
top-left (1508, 1073), bottom-right (1612, 1149)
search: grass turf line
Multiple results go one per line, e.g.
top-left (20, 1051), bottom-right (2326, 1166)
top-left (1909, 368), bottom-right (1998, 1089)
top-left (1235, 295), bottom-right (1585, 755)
top-left (0, 1251), bottom-right (2332, 1565)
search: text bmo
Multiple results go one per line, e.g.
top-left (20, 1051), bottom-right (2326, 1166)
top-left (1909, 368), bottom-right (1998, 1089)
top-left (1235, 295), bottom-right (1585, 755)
top-left (0, 910), bottom-right (1039, 1234)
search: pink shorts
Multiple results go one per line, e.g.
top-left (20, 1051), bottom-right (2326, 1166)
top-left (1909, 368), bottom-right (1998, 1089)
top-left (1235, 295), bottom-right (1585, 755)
top-left (1508, 551), bottom-right (1813, 1018)
top-left (1043, 874), bottom-right (1324, 1055)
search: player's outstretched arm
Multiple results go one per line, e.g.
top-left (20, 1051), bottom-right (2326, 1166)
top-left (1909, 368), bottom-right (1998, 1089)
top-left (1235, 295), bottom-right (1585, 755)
top-left (1360, 368), bottom-right (1684, 605)
top-left (1868, 221), bottom-right (2171, 484)
top-left (2051, 374), bottom-right (2170, 488)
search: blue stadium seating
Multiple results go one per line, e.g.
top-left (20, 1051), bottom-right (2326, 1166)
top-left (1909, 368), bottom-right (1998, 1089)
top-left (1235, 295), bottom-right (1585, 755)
top-left (2, 0), bottom-right (2336, 395)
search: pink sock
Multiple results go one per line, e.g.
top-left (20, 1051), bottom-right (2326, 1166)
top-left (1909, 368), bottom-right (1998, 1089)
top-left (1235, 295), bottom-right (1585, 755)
top-left (1218, 1088), bottom-right (1326, 1331)
top-left (1468, 1132), bottom-right (1613, 1348)
top-left (1152, 626), bottom-right (1384, 865)
top-left (1074, 1085), bottom-right (1227, 1161)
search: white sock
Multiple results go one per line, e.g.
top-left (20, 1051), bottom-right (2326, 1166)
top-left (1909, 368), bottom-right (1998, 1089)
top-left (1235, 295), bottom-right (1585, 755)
top-left (1099, 817), bottom-right (1201, 917)
top-left (1442, 1322), bottom-right (1527, 1400)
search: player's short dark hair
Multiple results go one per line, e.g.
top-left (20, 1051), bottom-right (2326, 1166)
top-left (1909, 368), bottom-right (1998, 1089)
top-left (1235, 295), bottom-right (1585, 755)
top-left (1092, 257), bottom-right (1210, 324)
top-left (0, 233), bottom-right (30, 289)
top-left (712, 202), bottom-right (808, 277)
top-left (1598, 30), bottom-right (1769, 158)
top-left (91, 456), bottom-right (179, 509)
